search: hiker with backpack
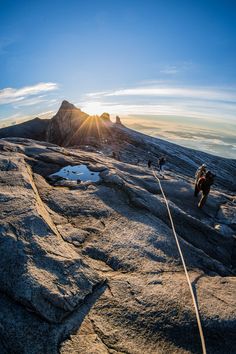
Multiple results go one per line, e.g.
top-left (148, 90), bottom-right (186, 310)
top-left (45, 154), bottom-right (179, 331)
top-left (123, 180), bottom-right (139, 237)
top-left (148, 159), bottom-right (152, 168)
top-left (158, 156), bottom-right (166, 176)
top-left (194, 164), bottom-right (206, 197)
top-left (196, 170), bottom-right (215, 208)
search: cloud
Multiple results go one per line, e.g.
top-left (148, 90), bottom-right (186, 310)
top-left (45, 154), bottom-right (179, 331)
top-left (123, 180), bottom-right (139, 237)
top-left (82, 84), bottom-right (236, 121)
top-left (13, 96), bottom-right (47, 108)
top-left (12, 96), bottom-right (58, 109)
top-left (103, 86), bottom-right (236, 102)
top-left (159, 62), bottom-right (193, 75)
top-left (86, 91), bottom-right (110, 98)
top-left (0, 82), bottom-right (59, 105)
top-left (120, 115), bottom-right (236, 159)
top-left (37, 110), bottom-right (55, 119)
top-left (160, 65), bottom-right (179, 75)
top-left (80, 100), bottom-right (235, 120)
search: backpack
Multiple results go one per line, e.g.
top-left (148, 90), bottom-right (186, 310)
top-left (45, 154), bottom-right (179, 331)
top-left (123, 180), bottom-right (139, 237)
top-left (197, 176), bottom-right (205, 191)
top-left (195, 167), bottom-right (205, 179)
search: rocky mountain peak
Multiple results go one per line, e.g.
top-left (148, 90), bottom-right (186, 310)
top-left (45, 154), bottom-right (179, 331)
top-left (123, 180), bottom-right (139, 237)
top-left (46, 101), bottom-right (89, 146)
top-left (0, 100), bottom-right (114, 147)
top-left (59, 100), bottom-right (78, 111)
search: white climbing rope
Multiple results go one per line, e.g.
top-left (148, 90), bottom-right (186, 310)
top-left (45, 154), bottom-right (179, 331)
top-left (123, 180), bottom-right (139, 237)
top-left (152, 169), bottom-right (207, 354)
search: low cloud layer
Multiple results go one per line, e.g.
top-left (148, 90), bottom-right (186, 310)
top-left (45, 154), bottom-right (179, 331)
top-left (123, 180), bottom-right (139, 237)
top-left (121, 115), bottom-right (236, 159)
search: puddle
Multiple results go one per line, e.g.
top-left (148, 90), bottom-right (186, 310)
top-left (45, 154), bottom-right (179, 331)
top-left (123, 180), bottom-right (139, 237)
top-left (50, 164), bottom-right (100, 182)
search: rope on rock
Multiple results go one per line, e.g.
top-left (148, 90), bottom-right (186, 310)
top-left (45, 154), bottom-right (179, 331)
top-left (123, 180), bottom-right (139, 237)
top-left (152, 169), bottom-right (207, 354)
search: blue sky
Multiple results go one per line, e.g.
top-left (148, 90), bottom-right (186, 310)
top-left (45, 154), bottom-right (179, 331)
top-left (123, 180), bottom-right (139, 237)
top-left (0, 0), bottom-right (236, 127)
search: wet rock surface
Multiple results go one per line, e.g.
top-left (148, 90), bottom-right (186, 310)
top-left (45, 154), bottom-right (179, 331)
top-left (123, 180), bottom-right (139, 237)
top-left (0, 135), bottom-right (235, 354)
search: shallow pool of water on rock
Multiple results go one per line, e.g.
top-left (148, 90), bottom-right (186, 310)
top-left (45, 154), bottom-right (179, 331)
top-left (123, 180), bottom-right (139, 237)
top-left (50, 164), bottom-right (100, 182)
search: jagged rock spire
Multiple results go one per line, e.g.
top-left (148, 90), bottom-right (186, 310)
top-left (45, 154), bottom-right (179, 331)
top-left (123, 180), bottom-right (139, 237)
top-left (59, 100), bottom-right (78, 111)
top-left (116, 116), bottom-right (122, 125)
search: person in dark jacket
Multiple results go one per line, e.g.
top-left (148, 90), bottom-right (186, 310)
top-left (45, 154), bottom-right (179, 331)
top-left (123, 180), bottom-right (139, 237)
top-left (197, 171), bottom-right (215, 208)
top-left (148, 159), bottom-right (152, 168)
top-left (158, 156), bottom-right (166, 175)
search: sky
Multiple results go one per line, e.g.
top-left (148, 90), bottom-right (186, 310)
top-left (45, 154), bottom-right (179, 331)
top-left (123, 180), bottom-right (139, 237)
top-left (0, 0), bottom-right (236, 157)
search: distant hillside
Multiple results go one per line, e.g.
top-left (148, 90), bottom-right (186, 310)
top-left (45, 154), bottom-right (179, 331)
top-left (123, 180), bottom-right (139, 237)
top-left (0, 117), bottom-right (49, 140)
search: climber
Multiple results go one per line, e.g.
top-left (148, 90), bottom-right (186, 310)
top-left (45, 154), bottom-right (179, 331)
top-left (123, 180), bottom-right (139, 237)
top-left (148, 159), bottom-right (152, 168)
top-left (196, 171), bottom-right (215, 208)
top-left (194, 164), bottom-right (207, 197)
top-left (158, 156), bottom-right (166, 176)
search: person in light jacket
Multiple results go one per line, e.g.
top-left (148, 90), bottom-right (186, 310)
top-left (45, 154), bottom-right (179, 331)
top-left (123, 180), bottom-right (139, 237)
top-left (194, 164), bottom-right (206, 197)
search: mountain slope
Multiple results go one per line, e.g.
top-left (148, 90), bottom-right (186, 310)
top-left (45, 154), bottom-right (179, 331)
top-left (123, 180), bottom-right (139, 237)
top-left (0, 117), bottom-right (49, 140)
top-left (0, 100), bottom-right (235, 353)
top-left (0, 135), bottom-right (235, 354)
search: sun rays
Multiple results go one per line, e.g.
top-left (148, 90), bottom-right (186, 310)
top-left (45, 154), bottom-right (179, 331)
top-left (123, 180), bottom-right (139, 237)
top-left (65, 111), bottom-right (112, 147)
